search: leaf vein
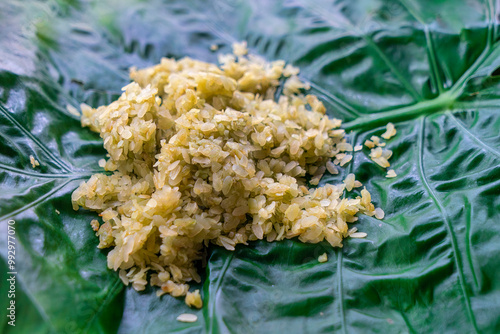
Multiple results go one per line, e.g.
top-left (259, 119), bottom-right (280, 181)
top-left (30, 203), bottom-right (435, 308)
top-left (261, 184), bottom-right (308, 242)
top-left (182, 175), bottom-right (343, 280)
top-left (0, 178), bottom-right (81, 221)
top-left (447, 111), bottom-right (500, 159)
top-left (207, 252), bottom-right (234, 334)
top-left (83, 277), bottom-right (123, 334)
top-left (0, 104), bottom-right (73, 173)
top-left (334, 132), bottom-right (357, 334)
top-left (0, 162), bottom-right (95, 179)
top-left (15, 274), bottom-right (58, 333)
top-left (423, 26), bottom-right (445, 94)
top-left (297, 0), bottom-right (422, 101)
top-left (463, 196), bottom-right (480, 289)
top-left (337, 251), bottom-right (347, 334)
top-left (417, 117), bottom-right (479, 333)
top-left (308, 82), bottom-right (361, 118)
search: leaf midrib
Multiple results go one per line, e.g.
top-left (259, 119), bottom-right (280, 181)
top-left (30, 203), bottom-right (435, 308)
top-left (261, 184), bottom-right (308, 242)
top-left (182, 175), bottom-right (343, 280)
top-left (343, 42), bottom-right (498, 131)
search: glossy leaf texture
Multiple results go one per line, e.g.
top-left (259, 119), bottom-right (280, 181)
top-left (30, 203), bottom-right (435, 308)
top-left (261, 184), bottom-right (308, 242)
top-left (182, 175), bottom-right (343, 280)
top-left (1, 0), bottom-right (499, 333)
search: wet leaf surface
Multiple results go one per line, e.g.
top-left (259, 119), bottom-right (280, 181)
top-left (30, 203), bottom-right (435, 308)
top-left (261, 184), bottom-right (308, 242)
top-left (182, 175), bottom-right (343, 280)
top-left (1, 0), bottom-right (499, 333)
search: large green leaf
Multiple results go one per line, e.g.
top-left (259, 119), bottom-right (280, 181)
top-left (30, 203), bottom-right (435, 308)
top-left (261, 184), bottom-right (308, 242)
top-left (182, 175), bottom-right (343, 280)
top-left (1, 0), bottom-right (499, 333)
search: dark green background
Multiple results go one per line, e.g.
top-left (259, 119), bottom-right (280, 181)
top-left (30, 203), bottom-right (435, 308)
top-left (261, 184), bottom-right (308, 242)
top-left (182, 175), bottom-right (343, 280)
top-left (1, 0), bottom-right (499, 333)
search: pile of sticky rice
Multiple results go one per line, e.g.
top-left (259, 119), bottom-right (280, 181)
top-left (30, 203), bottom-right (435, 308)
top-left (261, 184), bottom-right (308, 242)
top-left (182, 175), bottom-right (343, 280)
top-left (72, 42), bottom-right (386, 308)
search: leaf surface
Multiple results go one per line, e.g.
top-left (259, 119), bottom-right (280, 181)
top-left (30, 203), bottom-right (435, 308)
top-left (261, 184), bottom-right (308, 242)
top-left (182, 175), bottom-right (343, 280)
top-left (1, 0), bottom-right (499, 333)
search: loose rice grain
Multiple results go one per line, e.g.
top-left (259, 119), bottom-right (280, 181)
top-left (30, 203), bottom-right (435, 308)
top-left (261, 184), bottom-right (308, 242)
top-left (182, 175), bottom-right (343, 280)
top-left (386, 169), bottom-right (397, 178)
top-left (318, 253), bottom-right (328, 262)
top-left (176, 314), bottom-right (198, 323)
top-left (381, 122), bottom-right (397, 140)
top-left (30, 155), bottom-right (40, 168)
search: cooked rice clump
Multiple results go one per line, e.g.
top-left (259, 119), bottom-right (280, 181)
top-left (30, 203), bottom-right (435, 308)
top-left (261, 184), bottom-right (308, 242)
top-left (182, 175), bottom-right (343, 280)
top-left (72, 45), bottom-right (384, 307)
